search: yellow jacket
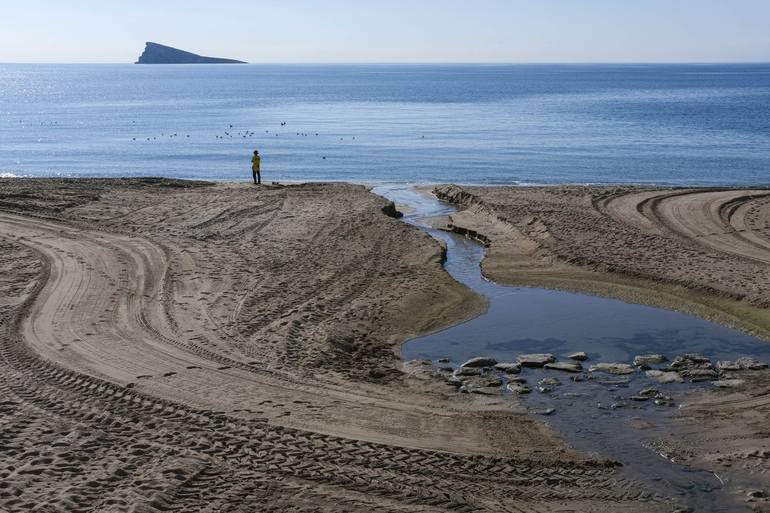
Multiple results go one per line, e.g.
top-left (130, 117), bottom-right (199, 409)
top-left (251, 155), bottom-right (261, 171)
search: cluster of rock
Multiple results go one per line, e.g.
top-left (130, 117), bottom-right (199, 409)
top-left (639, 353), bottom-right (768, 389)
top-left (439, 353), bottom-right (586, 396)
top-left (420, 351), bottom-right (768, 407)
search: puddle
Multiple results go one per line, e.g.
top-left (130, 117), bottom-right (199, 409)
top-left (374, 183), bottom-right (770, 512)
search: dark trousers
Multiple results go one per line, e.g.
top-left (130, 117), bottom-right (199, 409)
top-left (253, 170), bottom-right (261, 184)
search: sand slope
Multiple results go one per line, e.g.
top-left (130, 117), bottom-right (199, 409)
top-left (0, 179), bottom-right (664, 512)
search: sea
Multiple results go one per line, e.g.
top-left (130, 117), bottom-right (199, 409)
top-left (1, 63), bottom-right (769, 185)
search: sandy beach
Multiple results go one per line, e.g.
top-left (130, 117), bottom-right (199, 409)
top-left (2, 178), bottom-right (770, 511)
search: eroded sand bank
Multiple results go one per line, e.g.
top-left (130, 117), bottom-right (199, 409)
top-left (0, 179), bottom-right (669, 513)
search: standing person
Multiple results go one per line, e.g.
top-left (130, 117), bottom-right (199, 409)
top-left (251, 150), bottom-right (261, 184)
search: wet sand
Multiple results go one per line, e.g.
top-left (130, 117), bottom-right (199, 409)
top-left (0, 178), bottom-right (665, 513)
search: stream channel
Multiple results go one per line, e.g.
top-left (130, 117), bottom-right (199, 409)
top-left (374, 184), bottom-right (770, 512)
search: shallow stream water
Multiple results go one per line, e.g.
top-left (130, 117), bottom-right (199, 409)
top-left (374, 184), bottom-right (770, 512)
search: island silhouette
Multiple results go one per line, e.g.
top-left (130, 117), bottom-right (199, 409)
top-left (135, 42), bottom-right (246, 64)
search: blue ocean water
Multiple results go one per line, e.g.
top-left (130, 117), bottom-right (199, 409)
top-left (1, 63), bottom-right (769, 185)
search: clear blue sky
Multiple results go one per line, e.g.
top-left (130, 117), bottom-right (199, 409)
top-left (2, 0), bottom-right (768, 63)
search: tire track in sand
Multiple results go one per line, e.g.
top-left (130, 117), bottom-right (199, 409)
top-left (0, 183), bottom-right (668, 512)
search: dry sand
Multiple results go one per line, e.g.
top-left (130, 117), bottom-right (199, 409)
top-left (435, 184), bottom-right (770, 511)
top-left (436, 184), bottom-right (770, 338)
top-left (0, 179), bottom-right (669, 513)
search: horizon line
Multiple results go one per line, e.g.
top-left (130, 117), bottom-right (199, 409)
top-left (2, 60), bottom-right (770, 66)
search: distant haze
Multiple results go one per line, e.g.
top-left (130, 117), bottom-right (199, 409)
top-left (1, 0), bottom-right (769, 63)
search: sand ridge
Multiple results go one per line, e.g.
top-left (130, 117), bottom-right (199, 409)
top-left (0, 179), bottom-right (665, 512)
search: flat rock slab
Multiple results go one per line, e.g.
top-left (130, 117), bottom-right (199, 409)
top-left (454, 367), bottom-right (482, 377)
top-left (718, 357), bottom-right (768, 371)
top-left (506, 383), bottom-right (531, 394)
top-left (646, 370), bottom-right (684, 384)
top-left (568, 352), bottom-right (588, 361)
top-left (685, 368), bottom-right (719, 382)
top-left (544, 361), bottom-right (583, 373)
top-left (517, 353), bottom-right (555, 367)
top-left (461, 356), bottom-right (498, 368)
top-left (633, 354), bottom-right (667, 367)
top-left (469, 386), bottom-right (502, 396)
top-left (672, 354), bottom-right (712, 369)
top-left (589, 362), bottom-right (635, 375)
top-left (737, 357), bottom-right (767, 370)
top-left (494, 362), bottom-right (521, 374)
top-left (718, 361), bottom-right (742, 371)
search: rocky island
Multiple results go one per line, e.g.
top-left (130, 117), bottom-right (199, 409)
top-left (135, 42), bottom-right (246, 64)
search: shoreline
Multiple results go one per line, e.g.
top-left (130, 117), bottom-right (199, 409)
top-left (5, 174), bottom-right (770, 188)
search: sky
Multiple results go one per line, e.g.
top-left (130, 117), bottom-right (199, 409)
top-left (1, 0), bottom-right (769, 63)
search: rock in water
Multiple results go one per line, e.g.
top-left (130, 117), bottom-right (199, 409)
top-left (517, 353), bottom-right (555, 367)
top-left (633, 354), bottom-right (667, 367)
top-left (461, 356), bottom-right (497, 368)
top-left (646, 370), bottom-right (684, 384)
top-left (738, 357), bottom-right (767, 370)
top-left (718, 357), bottom-right (768, 371)
top-left (568, 351), bottom-right (588, 361)
top-left (712, 379), bottom-right (745, 388)
top-left (453, 367), bottom-right (482, 377)
top-left (670, 353), bottom-right (722, 381)
top-left (687, 368), bottom-right (719, 382)
top-left (671, 354), bottom-right (712, 369)
top-left (506, 383), bottom-right (531, 394)
top-left (494, 362), bottom-right (522, 374)
top-left (135, 42), bottom-right (246, 64)
top-left (537, 377), bottom-right (560, 389)
top-left (544, 361), bottom-right (583, 373)
top-left (718, 360), bottom-right (742, 371)
top-left (639, 388), bottom-right (658, 397)
top-left (589, 362), bottom-right (635, 375)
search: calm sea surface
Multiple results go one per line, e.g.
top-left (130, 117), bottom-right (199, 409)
top-left (1, 63), bottom-right (769, 185)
